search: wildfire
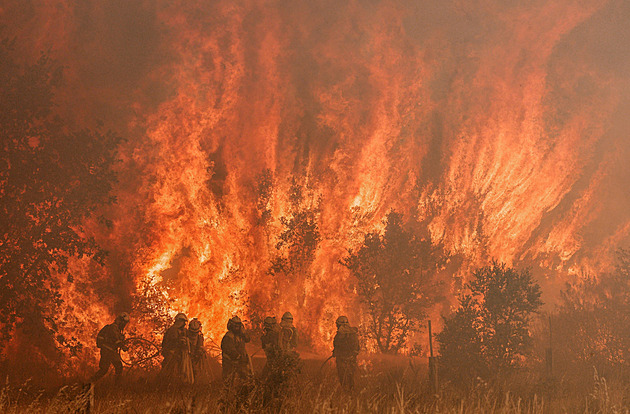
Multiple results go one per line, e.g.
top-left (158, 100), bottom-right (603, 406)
top-left (2, 0), bottom-right (630, 372)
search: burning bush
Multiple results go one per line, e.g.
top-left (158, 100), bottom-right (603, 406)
top-left (0, 38), bottom-right (121, 362)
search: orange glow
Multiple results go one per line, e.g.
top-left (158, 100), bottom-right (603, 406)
top-left (3, 0), bottom-right (630, 367)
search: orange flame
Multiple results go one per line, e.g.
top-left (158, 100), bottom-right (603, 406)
top-left (3, 0), bottom-right (630, 366)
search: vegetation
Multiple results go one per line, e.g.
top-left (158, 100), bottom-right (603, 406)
top-left (2, 357), bottom-right (629, 413)
top-left (342, 211), bottom-right (445, 354)
top-left (0, 43), bottom-right (627, 411)
top-left (554, 249), bottom-right (630, 376)
top-left (0, 39), bottom-right (121, 353)
top-left (269, 178), bottom-right (321, 281)
top-left (268, 178), bottom-right (322, 308)
top-left (437, 262), bottom-right (543, 383)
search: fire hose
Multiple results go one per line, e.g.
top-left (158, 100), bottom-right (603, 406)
top-left (118, 337), bottom-right (161, 367)
top-left (318, 355), bottom-right (333, 373)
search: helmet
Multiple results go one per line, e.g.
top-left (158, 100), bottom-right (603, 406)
top-left (335, 315), bottom-right (349, 328)
top-left (263, 316), bottom-right (277, 328)
top-left (175, 313), bottom-right (188, 323)
top-left (189, 318), bottom-right (202, 333)
top-left (116, 312), bottom-right (130, 325)
top-left (281, 312), bottom-right (293, 321)
top-left (227, 316), bottom-right (242, 331)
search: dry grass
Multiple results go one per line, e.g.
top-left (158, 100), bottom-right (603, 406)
top-left (2, 359), bottom-right (630, 413)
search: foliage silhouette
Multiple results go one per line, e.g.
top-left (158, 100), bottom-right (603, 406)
top-left (342, 211), bottom-right (445, 353)
top-left (437, 261), bottom-right (543, 382)
top-left (0, 39), bottom-right (122, 354)
top-left (554, 249), bottom-right (630, 371)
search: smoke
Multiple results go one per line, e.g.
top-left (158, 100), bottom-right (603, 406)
top-left (2, 0), bottom-right (630, 362)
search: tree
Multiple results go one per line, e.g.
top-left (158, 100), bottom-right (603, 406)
top-left (437, 261), bottom-right (543, 382)
top-left (341, 211), bottom-right (445, 354)
top-left (270, 179), bottom-right (321, 279)
top-left (269, 178), bottom-right (321, 307)
top-left (554, 249), bottom-right (630, 372)
top-left (0, 38), bottom-right (121, 354)
top-left (254, 168), bottom-right (274, 226)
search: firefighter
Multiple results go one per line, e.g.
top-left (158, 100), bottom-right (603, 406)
top-left (332, 315), bottom-right (360, 391)
top-left (261, 316), bottom-right (281, 375)
top-left (187, 318), bottom-right (211, 384)
top-left (89, 312), bottom-right (130, 383)
top-left (278, 312), bottom-right (298, 353)
top-left (160, 313), bottom-right (194, 384)
top-left (264, 312), bottom-right (302, 398)
top-left (221, 316), bottom-right (251, 382)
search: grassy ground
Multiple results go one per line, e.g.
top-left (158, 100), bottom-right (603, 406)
top-left (1, 357), bottom-right (629, 413)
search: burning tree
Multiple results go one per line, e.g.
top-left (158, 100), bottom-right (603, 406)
top-left (341, 211), bottom-right (444, 354)
top-left (0, 39), bottom-right (121, 354)
top-left (269, 179), bottom-right (321, 307)
top-left (437, 262), bottom-right (543, 382)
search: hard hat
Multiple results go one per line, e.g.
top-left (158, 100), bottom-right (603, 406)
top-left (263, 316), bottom-right (277, 328)
top-left (189, 318), bottom-right (202, 333)
top-left (227, 316), bottom-right (242, 330)
top-left (116, 312), bottom-right (130, 324)
top-left (336, 315), bottom-right (349, 327)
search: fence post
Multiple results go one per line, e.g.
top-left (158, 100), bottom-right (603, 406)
top-left (428, 320), bottom-right (439, 392)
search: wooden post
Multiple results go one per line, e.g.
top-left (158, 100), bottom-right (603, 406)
top-left (428, 320), bottom-right (439, 392)
top-left (428, 320), bottom-right (434, 357)
top-left (545, 315), bottom-right (553, 376)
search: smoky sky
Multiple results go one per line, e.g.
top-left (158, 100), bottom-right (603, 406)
top-left (3, 0), bottom-right (630, 313)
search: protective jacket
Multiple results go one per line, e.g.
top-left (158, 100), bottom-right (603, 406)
top-left (187, 328), bottom-right (211, 384)
top-left (160, 323), bottom-right (194, 384)
top-left (279, 321), bottom-right (298, 352)
top-left (333, 325), bottom-right (359, 360)
top-left (187, 330), bottom-right (204, 359)
top-left (162, 324), bottom-right (187, 356)
top-left (333, 324), bottom-right (360, 391)
top-left (96, 323), bottom-right (125, 353)
top-left (261, 325), bottom-right (281, 360)
top-left (90, 322), bottom-right (126, 383)
top-left (221, 330), bottom-right (250, 379)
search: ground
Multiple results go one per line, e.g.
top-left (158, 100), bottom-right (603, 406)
top-left (0, 355), bottom-right (628, 413)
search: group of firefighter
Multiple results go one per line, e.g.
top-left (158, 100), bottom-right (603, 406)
top-left (89, 311), bottom-right (360, 393)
